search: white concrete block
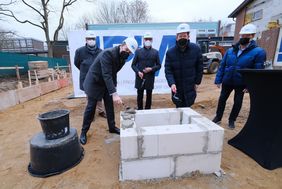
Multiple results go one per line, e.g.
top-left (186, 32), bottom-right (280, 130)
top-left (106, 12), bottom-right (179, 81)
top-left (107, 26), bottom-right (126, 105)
top-left (139, 127), bottom-right (159, 157)
top-left (157, 124), bottom-right (207, 156)
top-left (135, 108), bottom-right (181, 127)
top-left (181, 108), bottom-right (202, 124)
top-left (176, 153), bottom-right (222, 176)
top-left (120, 157), bottom-right (174, 181)
top-left (191, 117), bottom-right (224, 152)
top-left (0, 90), bottom-right (18, 111)
top-left (120, 127), bottom-right (138, 160)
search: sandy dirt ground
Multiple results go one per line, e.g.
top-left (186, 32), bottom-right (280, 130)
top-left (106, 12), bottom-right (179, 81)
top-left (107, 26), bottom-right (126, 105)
top-left (0, 74), bottom-right (281, 189)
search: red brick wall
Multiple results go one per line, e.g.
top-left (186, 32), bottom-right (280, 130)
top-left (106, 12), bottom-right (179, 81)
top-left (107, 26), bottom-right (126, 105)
top-left (234, 8), bottom-right (247, 42)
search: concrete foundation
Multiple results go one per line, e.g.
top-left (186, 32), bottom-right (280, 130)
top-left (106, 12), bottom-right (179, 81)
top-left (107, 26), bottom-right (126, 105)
top-left (0, 78), bottom-right (71, 111)
top-left (120, 108), bottom-right (224, 181)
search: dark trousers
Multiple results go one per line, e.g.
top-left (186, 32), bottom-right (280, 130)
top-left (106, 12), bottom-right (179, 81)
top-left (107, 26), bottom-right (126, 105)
top-left (215, 84), bottom-right (245, 122)
top-left (82, 91), bottom-right (115, 133)
top-left (137, 88), bottom-right (152, 110)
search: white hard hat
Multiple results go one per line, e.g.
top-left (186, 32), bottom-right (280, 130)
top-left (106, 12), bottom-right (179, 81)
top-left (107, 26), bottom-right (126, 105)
top-left (239, 24), bottom-right (257, 35)
top-left (124, 37), bottom-right (138, 54)
top-left (176, 23), bottom-right (190, 34)
top-left (143, 32), bottom-right (153, 39)
top-left (85, 30), bottom-right (96, 38)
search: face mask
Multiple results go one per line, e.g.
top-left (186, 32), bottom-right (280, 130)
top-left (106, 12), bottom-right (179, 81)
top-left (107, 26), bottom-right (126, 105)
top-left (87, 39), bottom-right (96, 47)
top-left (239, 37), bottom-right (250, 46)
top-left (120, 51), bottom-right (130, 60)
top-left (144, 40), bottom-right (152, 47)
top-left (177, 38), bottom-right (188, 47)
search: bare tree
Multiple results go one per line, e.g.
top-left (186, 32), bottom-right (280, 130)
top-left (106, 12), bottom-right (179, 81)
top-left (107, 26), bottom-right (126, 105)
top-left (128, 0), bottom-right (148, 23)
top-left (0, 28), bottom-right (15, 50)
top-left (0, 0), bottom-right (94, 57)
top-left (86, 0), bottom-right (149, 24)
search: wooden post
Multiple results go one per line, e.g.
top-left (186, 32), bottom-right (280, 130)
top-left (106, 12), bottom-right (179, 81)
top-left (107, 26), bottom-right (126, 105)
top-left (15, 65), bottom-right (21, 80)
top-left (17, 81), bottom-right (23, 89)
top-left (34, 70), bottom-right (39, 85)
top-left (28, 70), bottom-right (32, 86)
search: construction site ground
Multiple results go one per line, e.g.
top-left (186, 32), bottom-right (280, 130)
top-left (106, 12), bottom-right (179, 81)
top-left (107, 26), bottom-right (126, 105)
top-left (0, 74), bottom-right (281, 189)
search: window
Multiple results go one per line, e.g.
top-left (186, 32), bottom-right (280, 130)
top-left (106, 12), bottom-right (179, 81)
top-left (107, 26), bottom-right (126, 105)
top-left (26, 39), bottom-right (33, 47)
top-left (198, 29), bottom-right (206, 33)
top-left (207, 29), bottom-right (216, 33)
top-left (252, 9), bottom-right (263, 21)
top-left (14, 40), bottom-right (20, 48)
top-left (20, 40), bottom-right (26, 47)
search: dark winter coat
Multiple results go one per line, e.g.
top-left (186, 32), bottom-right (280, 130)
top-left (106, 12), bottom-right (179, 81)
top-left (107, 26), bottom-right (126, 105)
top-left (131, 47), bottom-right (161, 90)
top-left (83, 46), bottom-right (126, 99)
top-left (165, 41), bottom-right (203, 107)
top-left (215, 40), bottom-right (266, 86)
top-left (74, 44), bottom-right (102, 90)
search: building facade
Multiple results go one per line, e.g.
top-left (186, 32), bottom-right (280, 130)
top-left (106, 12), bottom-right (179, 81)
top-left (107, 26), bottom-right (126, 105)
top-left (229, 0), bottom-right (282, 65)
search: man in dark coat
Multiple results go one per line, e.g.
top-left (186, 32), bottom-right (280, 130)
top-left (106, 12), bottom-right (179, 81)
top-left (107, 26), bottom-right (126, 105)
top-left (213, 23), bottom-right (266, 129)
top-left (131, 32), bottom-right (161, 110)
top-left (80, 37), bottom-right (138, 145)
top-left (165, 23), bottom-right (203, 107)
top-left (74, 30), bottom-right (106, 118)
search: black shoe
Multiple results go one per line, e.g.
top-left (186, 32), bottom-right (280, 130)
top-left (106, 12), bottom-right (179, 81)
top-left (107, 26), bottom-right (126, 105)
top-left (212, 116), bottom-right (221, 124)
top-left (109, 127), bottom-right (120, 135)
top-left (228, 121), bottom-right (235, 129)
top-left (80, 132), bottom-right (87, 145)
top-left (98, 112), bottom-right (107, 118)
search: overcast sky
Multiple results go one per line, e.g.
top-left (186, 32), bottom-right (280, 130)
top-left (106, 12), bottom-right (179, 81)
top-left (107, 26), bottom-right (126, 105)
top-left (1, 0), bottom-right (244, 41)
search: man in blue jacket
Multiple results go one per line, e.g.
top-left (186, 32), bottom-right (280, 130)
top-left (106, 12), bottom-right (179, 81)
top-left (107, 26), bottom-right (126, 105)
top-left (131, 32), bottom-right (161, 110)
top-left (165, 23), bottom-right (203, 107)
top-left (74, 31), bottom-right (106, 118)
top-left (213, 23), bottom-right (266, 129)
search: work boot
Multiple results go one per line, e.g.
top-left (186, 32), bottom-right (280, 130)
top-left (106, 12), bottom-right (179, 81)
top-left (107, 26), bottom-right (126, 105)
top-left (212, 116), bottom-right (221, 124)
top-left (80, 131), bottom-right (87, 145)
top-left (228, 120), bottom-right (235, 130)
top-left (109, 127), bottom-right (120, 135)
top-left (98, 111), bottom-right (107, 118)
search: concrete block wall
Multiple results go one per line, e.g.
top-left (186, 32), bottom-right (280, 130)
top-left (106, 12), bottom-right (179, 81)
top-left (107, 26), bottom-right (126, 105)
top-left (0, 90), bottom-right (18, 110)
top-left (120, 108), bottom-right (224, 181)
top-left (0, 78), bottom-right (71, 111)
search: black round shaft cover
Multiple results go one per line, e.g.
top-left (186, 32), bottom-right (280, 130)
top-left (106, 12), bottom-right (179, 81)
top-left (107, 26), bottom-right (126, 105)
top-left (28, 128), bottom-right (84, 177)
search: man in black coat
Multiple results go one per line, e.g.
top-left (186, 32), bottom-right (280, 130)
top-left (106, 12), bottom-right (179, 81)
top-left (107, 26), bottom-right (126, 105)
top-left (80, 37), bottom-right (138, 145)
top-left (74, 30), bottom-right (106, 118)
top-left (131, 32), bottom-right (161, 110)
top-left (165, 23), bottom-right (203, 107)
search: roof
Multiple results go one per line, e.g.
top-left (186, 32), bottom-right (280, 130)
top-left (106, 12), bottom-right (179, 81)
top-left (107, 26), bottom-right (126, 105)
top-left (228, 0), bottom-right (253, 18)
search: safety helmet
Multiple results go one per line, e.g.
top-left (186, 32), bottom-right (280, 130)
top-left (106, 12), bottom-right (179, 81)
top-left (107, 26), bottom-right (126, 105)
top-left (171, 93), bottom-right (183, 107)
top-left (143, 32), bottom-right (153, 39)
top-left (123, 37), bottom-right (138, 54)
top-left (85, 30), bottom-right (96, 39)
top-left (239, 24), bottom-right (257, 35)
top-left (176, 23), bottom-right (190, 34)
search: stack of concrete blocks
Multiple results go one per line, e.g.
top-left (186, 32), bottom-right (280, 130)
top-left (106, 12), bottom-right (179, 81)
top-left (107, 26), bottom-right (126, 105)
top-left (120, 108), bottom-right (224, 181)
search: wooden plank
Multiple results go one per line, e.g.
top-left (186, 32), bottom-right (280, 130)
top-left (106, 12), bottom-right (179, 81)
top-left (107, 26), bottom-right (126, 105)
top-left (0, 67), bottom-right (24, 70)
top-left (16, 85), bottom-right (41, 103)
